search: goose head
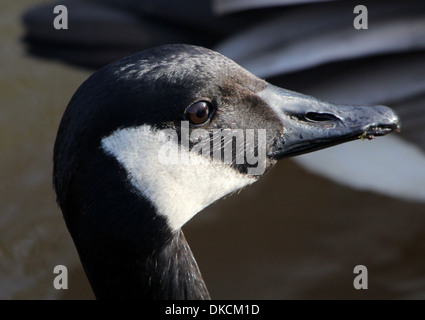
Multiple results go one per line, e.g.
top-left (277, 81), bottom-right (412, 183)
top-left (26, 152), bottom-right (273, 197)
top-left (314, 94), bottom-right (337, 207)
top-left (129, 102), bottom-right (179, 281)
top-left (53, 44), bottom-right (400, 299)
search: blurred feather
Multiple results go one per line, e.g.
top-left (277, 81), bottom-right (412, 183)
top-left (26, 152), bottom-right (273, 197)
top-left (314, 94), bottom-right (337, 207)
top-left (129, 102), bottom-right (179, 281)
top-left (22, 0), bottom-right (266, 68)
top-left (216, 1), bottom-right (425, 76)
top-left (212, 0), bottom-right (336, 15)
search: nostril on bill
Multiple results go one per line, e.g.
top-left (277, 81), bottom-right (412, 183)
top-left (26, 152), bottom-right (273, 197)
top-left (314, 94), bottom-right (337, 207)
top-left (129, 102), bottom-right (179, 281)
top-left (305, 112), bottom-right (340, 122)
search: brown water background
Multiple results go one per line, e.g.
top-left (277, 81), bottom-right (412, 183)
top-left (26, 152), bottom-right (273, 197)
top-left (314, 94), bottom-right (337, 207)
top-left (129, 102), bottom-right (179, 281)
top-left (1, 0), bottom-right (425, 299)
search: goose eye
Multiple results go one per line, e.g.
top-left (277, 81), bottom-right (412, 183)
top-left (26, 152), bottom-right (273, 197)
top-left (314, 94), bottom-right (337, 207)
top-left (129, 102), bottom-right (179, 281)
top-left (185, 101), bottom-right (212, 125)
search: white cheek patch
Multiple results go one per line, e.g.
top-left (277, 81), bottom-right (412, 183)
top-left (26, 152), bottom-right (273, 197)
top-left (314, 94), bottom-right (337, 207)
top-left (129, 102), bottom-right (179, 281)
top-left (101, 125), bottom-right (256, 231)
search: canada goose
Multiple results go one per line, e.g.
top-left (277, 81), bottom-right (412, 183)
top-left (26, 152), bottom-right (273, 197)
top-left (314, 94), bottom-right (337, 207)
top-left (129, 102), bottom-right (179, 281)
top-left (53, 44), bottom-right (400, 299)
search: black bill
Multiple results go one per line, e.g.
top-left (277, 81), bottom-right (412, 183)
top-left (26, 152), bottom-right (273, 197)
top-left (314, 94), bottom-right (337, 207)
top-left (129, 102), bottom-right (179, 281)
top-left (258, 84), bottom-right (401, 159)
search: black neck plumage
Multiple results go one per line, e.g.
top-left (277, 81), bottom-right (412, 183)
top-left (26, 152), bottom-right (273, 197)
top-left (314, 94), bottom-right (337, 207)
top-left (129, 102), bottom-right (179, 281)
top-left (60, 151), bottom-right (210, 299)
top-left (77, 227), bottom-right (210, 300)
top-left (144, 230), bottom-right (210, 300)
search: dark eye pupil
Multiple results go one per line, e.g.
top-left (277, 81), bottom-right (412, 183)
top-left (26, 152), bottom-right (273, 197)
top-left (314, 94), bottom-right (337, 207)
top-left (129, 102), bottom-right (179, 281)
top-left (196, 108), bottom-right (206, 118)
top-left (186, 101), bottom-right (210, 124)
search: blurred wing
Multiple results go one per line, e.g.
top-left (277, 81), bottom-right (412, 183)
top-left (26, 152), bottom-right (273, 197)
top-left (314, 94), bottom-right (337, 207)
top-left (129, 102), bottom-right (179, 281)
top-left (215, 1), bottom-right (425, 77)
top-left (212, 0), bottom-right (337, 15)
